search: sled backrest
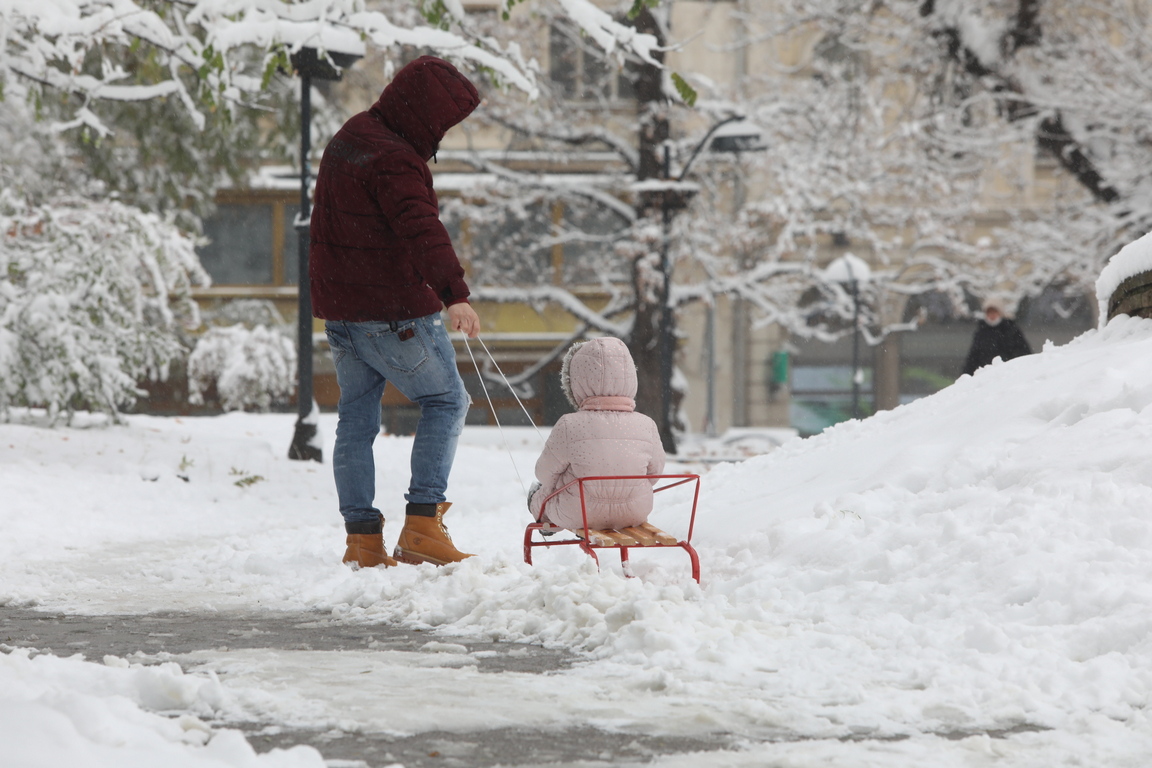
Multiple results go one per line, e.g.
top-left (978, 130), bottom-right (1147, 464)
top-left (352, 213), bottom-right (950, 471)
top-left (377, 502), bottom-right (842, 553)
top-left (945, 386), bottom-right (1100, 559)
top-left (539, 474), bottom-right (701, 542)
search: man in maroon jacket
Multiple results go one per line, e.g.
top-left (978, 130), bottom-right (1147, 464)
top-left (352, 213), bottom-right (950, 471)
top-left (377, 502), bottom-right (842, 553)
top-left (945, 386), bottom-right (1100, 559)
top-left (311, 56), bottom-right (481, 569)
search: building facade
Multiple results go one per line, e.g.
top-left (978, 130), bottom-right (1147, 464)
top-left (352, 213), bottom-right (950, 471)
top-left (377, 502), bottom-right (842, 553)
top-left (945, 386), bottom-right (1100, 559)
top-left (187, 0), bottom-right (1113, 438)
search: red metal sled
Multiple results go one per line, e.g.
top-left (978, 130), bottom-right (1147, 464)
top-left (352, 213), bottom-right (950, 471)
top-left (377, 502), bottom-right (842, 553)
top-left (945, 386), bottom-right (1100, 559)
top-left (523, 474), bottom-right (702, 583)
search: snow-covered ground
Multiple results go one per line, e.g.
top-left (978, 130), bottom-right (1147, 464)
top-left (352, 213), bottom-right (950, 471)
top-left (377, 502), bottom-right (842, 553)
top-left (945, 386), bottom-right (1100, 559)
top-left (7, 315), bottom-right (1152, 766)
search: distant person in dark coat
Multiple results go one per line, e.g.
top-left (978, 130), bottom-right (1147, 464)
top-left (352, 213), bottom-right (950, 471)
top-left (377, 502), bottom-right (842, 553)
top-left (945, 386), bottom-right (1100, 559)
top-left (962, 298), bottom-right (1033, 376)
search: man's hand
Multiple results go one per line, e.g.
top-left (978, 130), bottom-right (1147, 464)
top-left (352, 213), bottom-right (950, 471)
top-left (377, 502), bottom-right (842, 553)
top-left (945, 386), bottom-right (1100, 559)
top-left (446, 302), bottom-right (481, 338)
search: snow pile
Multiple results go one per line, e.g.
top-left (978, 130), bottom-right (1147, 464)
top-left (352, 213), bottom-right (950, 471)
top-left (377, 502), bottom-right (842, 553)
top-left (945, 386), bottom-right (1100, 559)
top-left (0, 650), bottom-right (323, 768)
top-left (6, 315), bottom-right (1152, 761)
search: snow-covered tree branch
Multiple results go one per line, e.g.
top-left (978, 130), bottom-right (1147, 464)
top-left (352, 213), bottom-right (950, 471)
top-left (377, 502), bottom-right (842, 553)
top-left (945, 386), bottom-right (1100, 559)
top-left (438, 0), bottom-right (1152, 447)
top-left (0, 0), bottom-right (674, 131)
top-left (743, 0), bottom-right (1152, 311)
top-left (0, 0), bottom-right (678, 423)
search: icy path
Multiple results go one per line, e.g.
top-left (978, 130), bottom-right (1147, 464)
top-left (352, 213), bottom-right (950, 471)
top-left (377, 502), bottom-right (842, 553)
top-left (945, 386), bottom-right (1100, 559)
top-left (6, 317), bottom-right (1152, 765)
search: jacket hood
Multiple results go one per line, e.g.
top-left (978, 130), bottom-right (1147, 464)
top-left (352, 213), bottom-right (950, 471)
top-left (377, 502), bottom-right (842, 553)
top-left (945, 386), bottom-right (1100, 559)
top-left (369, 56), bottom-right (480, 161)
top-left (561, 337), bottom-right (638, 409)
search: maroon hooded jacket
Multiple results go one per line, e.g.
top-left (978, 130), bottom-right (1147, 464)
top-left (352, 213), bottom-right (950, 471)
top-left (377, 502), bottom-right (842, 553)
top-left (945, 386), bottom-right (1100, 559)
top-left (309, 56), bottom-right (480, 322)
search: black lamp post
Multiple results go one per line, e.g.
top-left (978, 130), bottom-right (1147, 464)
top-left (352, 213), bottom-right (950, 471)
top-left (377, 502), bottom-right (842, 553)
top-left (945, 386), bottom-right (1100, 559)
top-left (823, 253), bottom-right (872, 420)
top-left (657, 143), bottom-right (683, 455)
top-left (658, 116), bottom-right (765, 451)
top-left (287, 46), bottom-right (361, 462)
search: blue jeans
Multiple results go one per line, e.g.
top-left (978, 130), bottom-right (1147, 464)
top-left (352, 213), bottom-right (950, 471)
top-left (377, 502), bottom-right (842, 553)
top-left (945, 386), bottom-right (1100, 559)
top-left (325, 314), bottom-right (469, 526)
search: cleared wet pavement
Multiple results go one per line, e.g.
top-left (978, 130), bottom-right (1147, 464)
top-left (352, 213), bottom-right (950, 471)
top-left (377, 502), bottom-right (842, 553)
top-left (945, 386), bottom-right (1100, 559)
top-left (1, 607), bottom-right (740, 767)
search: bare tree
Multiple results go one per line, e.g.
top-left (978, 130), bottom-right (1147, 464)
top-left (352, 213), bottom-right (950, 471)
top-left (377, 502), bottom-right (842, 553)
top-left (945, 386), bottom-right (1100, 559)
top-left (448, 0), bottom-right (1152, 448)
top-left (735, 0), bottom-right (1152, 310)
top-left (450, 3), bottom-right (860, 451)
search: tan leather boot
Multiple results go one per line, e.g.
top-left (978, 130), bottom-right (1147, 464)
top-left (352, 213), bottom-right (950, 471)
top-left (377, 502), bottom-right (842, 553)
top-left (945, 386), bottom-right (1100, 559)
top-left (343, 533), bottom-right (399, 568)
top-left (394, 502), bottom-right (474, 565)
top-left (342, 514), bottom-right (398, 568)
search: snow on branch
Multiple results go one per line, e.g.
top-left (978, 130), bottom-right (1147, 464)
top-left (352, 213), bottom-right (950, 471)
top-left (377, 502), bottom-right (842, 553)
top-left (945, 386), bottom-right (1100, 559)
top-left (343, 10), bottom-right (537, 97)
top-left (4, 0), bottom-right (678, 134)
top-left (0, 0), bottom-right (549, 134)
top-left (484, 111), bottom-right (640, 172)
top-left (671, 260), bottom-right (810, 308)
top-left (555, 0), bottom-right (662, 66)
top-left (469, 157), bottom-right (637, 225)
top-left (472, 285), bottom-right (631, 338)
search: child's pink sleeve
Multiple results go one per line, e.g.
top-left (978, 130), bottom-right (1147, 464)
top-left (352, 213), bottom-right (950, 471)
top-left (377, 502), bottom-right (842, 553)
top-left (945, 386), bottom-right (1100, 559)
top-left (531, 420), bottom-right (571, 518)
top-left (647, 418), bottom-right (666, 478)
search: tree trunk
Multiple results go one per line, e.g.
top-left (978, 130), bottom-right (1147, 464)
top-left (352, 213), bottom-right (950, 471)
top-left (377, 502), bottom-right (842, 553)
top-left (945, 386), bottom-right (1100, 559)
top-left (628, 6), bottom-right (677, 454)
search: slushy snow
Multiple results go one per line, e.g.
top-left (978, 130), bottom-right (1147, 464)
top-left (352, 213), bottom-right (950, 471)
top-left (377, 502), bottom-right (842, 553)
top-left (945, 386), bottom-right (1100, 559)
top-left (5, 315), bottom-right (1152, 765)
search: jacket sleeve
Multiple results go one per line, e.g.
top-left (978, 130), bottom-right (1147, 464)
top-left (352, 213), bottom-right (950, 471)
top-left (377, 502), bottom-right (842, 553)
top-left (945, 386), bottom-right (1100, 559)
top-left (371, 152), bottom-right (470, 305)
top-left (530, 419), bottom-right (572, 519)
top-left (1008, 323), bottom-right (1033, 359)
top-left (961, 327), bottom-right (982, 376)
top-left (646, 418), bottom-right (667, 479)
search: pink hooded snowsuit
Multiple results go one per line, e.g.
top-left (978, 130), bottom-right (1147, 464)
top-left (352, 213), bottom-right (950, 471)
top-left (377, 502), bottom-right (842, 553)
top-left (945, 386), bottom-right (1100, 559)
top-left (529, 337), bottom-right (666, 530)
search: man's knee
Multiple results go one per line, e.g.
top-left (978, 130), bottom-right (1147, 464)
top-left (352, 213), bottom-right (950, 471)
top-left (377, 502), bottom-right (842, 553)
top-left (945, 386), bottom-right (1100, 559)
top-left (452, 382), bottom-right (471, 421)
top-left (427, 384), bottom-right (469, 418)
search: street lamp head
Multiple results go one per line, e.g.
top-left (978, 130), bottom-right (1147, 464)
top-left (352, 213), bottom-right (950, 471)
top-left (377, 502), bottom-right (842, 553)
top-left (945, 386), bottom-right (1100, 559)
top-left (823, 252), bottom-right (872, 285)
top-left (279, 24), bottom-right (366, 81)
top-left (709, 119), bottom-right (767, 153)
top-left (290, 47), bottom-right (364, 81)
top-left (677, 116), bottom-right (768, 182)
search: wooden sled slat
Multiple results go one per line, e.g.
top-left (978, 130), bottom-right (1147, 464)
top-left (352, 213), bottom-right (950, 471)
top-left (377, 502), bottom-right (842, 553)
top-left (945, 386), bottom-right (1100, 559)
top-left (577, 527), bottom-right (673, 547)
top-left (575, 529), bottom-right (639, 547)
top-left (638, 522), bottom-right (678, 546)
top-left (574, 529), bottom-right (618, 547)
top-left (602, 529), bottom-right (640, 546)
top-left (620, 526), bottom-right (660, 546)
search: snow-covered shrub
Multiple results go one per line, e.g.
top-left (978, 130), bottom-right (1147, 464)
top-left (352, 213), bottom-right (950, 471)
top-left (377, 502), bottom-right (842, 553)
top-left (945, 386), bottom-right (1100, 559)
top-left (203, 299), bottom-right (285, 329)
top-left (0, 192), bottom-right (207, 422)
top-left (187, 325), bottom-right (296, 412)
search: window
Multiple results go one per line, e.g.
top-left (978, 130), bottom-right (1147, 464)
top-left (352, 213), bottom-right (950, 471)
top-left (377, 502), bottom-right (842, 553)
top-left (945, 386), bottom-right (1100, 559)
top-left (1017, 286), bottom-right (1095, 327)
top-left (196, 198), bottom-right (301, 286)
top-left (549, 23), bottom-right (637, 102)
top-left (789, 364), bottom-right (874, 436)
top-left (455, 198), bottom-right (628, 287)
top-left (811, 32), bottom-right (866, 116)
top-left (901, 289), bottom-right (978, 325)
top-left (812, 33), bottom-right (865, 81)
top-left (281, 203), bottom-right (302, 284)
top-left (559, 201), bottom-right (629, 284)
top-left (897, 290), bottom-right (978, 404)
top-left (461, 202), bottom-right (555, 285)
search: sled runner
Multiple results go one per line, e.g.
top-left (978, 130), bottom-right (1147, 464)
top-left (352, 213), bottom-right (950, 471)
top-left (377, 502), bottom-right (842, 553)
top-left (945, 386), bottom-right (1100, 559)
top-left (523, 474), bottom-right (702, 582)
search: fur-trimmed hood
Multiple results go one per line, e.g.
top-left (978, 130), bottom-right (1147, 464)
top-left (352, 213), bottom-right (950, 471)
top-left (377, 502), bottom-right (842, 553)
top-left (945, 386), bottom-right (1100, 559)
top-left (531, 336), bottom-right (664, 531)
top-left (561, 337), bottom-right (638, 410)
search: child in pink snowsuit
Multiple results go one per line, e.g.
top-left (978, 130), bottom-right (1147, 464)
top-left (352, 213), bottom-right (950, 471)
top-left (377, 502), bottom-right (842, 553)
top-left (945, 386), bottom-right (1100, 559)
top-left (528, 337), bottom-right (666, 531)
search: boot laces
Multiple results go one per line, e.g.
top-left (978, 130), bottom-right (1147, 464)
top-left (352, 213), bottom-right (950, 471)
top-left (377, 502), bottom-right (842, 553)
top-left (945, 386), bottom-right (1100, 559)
top-left (435, 511), bottom-right (454, 542)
